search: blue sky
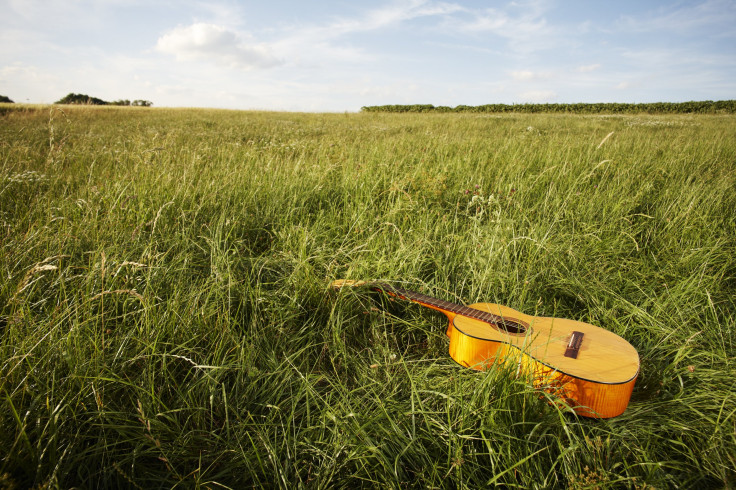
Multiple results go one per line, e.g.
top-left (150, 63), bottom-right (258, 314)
top-left (1, 0), bottom-right (734, 111)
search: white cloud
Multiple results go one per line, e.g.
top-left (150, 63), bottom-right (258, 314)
top-left (322, 0), bottom-right (465, 36)
top-left (193, 1), bottom-right (247, 30)
top-left (519, 90), bottom-right (556, 102)
top-left (512, 70), bottom-right (535, 81)
top-left (576, 64), bottom-right (601, 73)
top-left (156, 23), bottom-right (281, 69)
top-left (449, 2), bottom-right (555, 53)
top-left (268, 0), bottom-right (464, 66)
top-left (0, 63), bottom-right (63, 103)
top-left (511, 70), bottom-right (551, 81)
top-left (619, 0), bottom-right (736, 34)
top-left (154, 3), bottom-right (464, 71)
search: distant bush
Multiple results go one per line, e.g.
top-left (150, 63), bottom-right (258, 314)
top-left (0, 95), bottom-right (14, 103)
top-left (55, 93), bottom-right (108, 105)
top-left (361, 100), bottom-right (736, 114)
top-left (55, 93), bottom-right (152, 107)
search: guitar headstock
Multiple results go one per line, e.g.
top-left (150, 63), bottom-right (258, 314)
top-left (330, 279), bottom-right (368, 289)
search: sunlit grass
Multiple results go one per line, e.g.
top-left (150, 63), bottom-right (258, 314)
top-left (1, 106), bottom-right (734, 487)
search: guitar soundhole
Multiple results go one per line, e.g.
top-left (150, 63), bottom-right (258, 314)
top-left (495, 319), bottom-right (527, 335)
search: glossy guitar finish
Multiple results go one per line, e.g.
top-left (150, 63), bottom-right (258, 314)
top-left (332, 280), bottom-right (639, 418)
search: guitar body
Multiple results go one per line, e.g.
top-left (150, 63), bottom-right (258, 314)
top-left (331, 280), bottom-right (639, 418)
top-left (446, 303), bottom-right (639, 418)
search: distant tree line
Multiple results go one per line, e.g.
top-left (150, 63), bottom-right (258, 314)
top-left (0, 95), bottom-right (14, 103)
top-left (361, 100), bottom-right (736, 114)
top-left (55, 93), bottom-right (152, 107)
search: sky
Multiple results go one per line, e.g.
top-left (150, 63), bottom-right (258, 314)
top-left (1, 0), bottom-right (735, 111)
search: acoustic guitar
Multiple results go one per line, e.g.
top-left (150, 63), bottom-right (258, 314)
top-left (331, 280), bottom-right (639, 418)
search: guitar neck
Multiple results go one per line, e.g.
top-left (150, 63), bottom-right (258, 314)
top-left (373, 282), bottom-right (504, 325)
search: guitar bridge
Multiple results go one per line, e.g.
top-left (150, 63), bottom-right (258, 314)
top-left (564, 331), bottom-right (584, 359)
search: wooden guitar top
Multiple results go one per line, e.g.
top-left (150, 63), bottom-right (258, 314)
top-left (454, 302), bottom-right (639, 385)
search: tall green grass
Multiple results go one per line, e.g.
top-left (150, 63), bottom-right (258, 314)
top-left (1, 105), bottom-right (734, 488)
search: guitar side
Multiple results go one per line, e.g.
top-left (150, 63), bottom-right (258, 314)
top-left (447, 303), bottom-right (639, 418)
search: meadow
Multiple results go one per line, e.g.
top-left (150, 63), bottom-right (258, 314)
top-left (1, 105), bottom-right (734, 488)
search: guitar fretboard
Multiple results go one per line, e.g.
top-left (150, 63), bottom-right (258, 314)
top-left (374, 282), bottom-right (526, 334)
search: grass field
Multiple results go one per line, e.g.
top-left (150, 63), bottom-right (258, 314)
top-left (1, 105), bottom-right (735, 488)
